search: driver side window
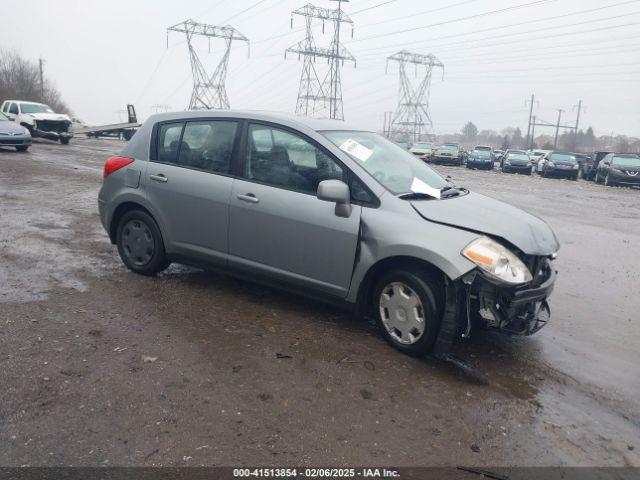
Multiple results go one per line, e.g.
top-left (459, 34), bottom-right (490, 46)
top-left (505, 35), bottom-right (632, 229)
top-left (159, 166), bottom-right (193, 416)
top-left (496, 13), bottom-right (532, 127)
top-left (245, 124), bottom-right (344, 195)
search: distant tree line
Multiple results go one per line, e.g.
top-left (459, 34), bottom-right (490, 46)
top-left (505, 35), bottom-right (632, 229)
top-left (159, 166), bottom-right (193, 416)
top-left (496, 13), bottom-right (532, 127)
top-left (0, 49), bottom-right (70, 114)
top-left (439, 121), bottom-right (639, 153)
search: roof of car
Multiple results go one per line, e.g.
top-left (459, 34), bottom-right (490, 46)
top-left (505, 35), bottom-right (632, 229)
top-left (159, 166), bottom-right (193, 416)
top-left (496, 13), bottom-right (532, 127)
top-left (146, 109), bottom-right (368, 133)
top-left (2, 100), bottom-right (48, 106)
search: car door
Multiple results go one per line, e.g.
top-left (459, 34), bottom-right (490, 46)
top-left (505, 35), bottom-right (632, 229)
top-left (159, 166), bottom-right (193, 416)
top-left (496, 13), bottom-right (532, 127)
top-left (6, 103), bottom-right (19, 121)
top-left (143, 119), bottom-right (240, 267)
top-left (228, 122), bottom-right (362, 298)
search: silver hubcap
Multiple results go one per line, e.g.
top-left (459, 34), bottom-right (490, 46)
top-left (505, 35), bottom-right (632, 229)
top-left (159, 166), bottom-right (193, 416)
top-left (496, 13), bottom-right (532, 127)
top-left (122, 219), bottom-right (155, 266)
top-left (379, 282), bottom-right (426, 345)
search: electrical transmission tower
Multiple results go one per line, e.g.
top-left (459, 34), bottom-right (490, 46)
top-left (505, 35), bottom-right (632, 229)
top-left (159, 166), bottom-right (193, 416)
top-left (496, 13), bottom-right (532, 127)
top-left (386, 50), bottom-right (444, 143)
top-left (286, 1), bottom-right (355, 120)
top-left (167, 19), bottom-right (249, 110)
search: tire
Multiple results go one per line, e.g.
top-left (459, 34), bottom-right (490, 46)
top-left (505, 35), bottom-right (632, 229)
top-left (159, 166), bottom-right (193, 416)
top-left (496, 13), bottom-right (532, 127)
top-left (373, 268), bottom-right (442, 357)
top-left (16, 145), bottom-right (29, 152)
top-left (116, 209), bottom-right (169, 276)
top-left (60, 137), bottom-right (70, 145)
top-left (571, 173), bottom-right (578, 181)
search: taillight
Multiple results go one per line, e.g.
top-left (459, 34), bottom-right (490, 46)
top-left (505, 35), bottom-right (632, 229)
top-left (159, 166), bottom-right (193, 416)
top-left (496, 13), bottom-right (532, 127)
top-left (103, 156), bottom-right (134, 177)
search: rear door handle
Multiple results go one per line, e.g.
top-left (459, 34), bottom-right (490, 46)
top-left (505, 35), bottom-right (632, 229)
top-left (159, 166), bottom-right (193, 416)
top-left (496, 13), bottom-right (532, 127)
top-left (150, 174), bottom-right (168, 183)
top-left (237, 193), bottom-right (259, 204)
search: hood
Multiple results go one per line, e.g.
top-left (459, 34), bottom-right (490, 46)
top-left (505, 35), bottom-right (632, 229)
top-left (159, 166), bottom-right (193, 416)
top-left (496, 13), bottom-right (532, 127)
top-left (27, 112), bottom-right (71, 122)
top-left (411, 191), bottom-right (559, 256)
top-left (0, 120), bottom-right (28, 135)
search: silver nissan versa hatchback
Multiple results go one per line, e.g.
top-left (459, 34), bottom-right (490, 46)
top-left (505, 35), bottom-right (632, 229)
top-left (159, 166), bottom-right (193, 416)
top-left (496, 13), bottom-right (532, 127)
top-left (98, 111), bottom-right (559, 357)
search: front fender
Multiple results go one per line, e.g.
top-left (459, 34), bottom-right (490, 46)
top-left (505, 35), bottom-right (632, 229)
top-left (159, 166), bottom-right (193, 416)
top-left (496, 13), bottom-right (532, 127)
top-left (346, 206), bottom-right (479, 303)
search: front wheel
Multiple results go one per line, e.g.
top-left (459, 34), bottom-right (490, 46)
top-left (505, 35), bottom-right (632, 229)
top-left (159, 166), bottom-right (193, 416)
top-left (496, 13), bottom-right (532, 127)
top-left (16, 145), bottom-right (29, 152)
top-left (60, 137), bottom-right (70, 145)
top-left (116, 210), bottom-right (169, 276)
top-left (374, 269), bottom-right (442, 357)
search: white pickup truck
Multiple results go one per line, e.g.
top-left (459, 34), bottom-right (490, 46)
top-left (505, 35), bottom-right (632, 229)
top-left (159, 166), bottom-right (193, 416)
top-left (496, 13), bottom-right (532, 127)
top-left (0, 100), bottom-right (73, 144)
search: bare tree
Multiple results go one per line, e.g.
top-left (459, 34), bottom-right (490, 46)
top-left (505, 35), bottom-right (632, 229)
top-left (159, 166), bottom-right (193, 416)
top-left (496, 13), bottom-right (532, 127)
top-left (0, 49), bottom-right (71, 114)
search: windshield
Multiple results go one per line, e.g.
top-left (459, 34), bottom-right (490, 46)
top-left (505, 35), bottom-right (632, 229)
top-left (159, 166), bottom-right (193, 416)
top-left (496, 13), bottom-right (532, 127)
top-left (612, 155), bottom-right (640, 168)
top-left (508, 154), bottom-right (530, 161)
top-left (19, 103), bottom-right (54, 114)
top-left (472, 150), bottom-right (491, 158)
top-left (322, 131), bottom-right (448, 195)
top-left (0, 112), bottom-right (9, 121)
top-left (549, 153), bottom-right (576, 163)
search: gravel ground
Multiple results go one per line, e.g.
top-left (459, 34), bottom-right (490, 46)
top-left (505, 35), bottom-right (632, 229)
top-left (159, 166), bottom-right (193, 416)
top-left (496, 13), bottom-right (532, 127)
top-left (0, 138), bottom-right (638, 467)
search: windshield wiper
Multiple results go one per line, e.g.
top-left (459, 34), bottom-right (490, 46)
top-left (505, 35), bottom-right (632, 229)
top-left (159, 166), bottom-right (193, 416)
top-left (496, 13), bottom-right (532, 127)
top-left (440, 185), bottom-right (466, 198)
top-left (398, 192), bottom-right (436, 200)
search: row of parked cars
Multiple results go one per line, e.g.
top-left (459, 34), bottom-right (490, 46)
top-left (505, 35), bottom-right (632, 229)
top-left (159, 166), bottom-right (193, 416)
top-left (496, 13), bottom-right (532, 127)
top-left (399, 141), bottom-right (640, 188)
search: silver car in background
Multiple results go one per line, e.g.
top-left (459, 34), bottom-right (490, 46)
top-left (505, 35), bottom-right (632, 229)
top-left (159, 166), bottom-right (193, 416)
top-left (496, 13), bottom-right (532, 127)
top-left (98, 111), bottom-right (559, 357)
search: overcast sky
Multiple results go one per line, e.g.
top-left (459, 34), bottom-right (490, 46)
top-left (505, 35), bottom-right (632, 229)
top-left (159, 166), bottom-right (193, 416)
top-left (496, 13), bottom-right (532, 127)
top-left (2, 0), bottom-right (639, 137)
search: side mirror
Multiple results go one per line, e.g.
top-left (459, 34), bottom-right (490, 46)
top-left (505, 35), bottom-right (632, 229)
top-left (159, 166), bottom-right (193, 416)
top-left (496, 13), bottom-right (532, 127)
top-left (317, 179), bottom-right (352, 218)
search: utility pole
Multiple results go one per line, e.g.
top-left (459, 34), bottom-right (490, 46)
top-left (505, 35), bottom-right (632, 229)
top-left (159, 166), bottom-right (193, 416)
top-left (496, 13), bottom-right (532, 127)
top-left (525, 94), bottom-right (538, 150)
top-left (531, 115), bottom-right (536, 147)
top-left (286, 3), bottom-right (355, 120)
top-left (572, 100), bottom-right (585, 150)
top-left (167, 20), bottom-right (249, 110)
top-left (386, 50), bottom-right (444, 143)
top-left (38, 58), bottom-right (45, 100)
top-left (553, 109), bottom-right (563, 148)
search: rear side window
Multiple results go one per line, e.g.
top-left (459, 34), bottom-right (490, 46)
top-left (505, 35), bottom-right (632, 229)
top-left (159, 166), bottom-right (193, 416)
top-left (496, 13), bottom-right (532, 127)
top-left (9, 103), bottom-right (19, 115)
top-left (178, 121), bottom-right (237, 174)
top-left (158, 123), bottom-right (184, 164)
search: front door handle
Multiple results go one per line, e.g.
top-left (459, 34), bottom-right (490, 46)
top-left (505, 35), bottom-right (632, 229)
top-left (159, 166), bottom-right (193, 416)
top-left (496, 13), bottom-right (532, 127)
top-left (237, 193), bottom-right (259, 204)
top-left (150, 174), bottom-right (168, 183)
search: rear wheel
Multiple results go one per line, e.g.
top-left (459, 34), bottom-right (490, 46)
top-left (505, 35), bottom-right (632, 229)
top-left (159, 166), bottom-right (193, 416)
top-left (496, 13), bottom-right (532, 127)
top-left (60, 137), bottom-right (70, 145)
top-left (116, 210), bottom-right (169, 276)
top-left (373, 268), bottom-right (442, 357)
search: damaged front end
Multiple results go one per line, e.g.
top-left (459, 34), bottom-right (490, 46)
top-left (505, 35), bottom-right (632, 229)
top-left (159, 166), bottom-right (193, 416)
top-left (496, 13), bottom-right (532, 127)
top-left (462, 256), bottom-right (555, 336)
top-left (433, 243), bottom-right (557, 356)
top-left (30, 119), bottom-right (73, 142)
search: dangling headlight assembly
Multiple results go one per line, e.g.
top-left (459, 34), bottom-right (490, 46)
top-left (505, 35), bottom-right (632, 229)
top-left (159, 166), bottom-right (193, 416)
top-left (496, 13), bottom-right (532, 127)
top-left (462, 236), bottom-right (533, 285)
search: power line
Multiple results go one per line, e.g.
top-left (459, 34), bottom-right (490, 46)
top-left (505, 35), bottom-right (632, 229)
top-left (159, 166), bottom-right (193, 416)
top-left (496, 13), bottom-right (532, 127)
top-left (349, 0), bottom-right (555, 43)
top-left (351, 0), bottom-right (398, 16)
top-left (354, 3), bottom-right (640, 56)
top-left (221, 0), bottom-right (272, 24)
top-left (356, 0), bottom-right (479, 29)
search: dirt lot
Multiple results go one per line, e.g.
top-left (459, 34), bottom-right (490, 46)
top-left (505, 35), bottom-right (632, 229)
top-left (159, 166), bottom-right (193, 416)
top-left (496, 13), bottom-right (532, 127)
top-left (0, 138), bottom-right (638, 467)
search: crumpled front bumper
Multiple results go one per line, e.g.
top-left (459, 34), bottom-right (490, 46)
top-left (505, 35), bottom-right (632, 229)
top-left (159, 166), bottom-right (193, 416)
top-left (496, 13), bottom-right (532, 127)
top-left (33, 128), bottom-right (73, 142)
top-left (467, 259), bottom-right (556, 336)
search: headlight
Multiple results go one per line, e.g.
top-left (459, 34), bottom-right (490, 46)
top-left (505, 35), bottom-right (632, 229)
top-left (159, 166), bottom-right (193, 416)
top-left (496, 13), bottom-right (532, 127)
top-left (547, 161), bottom-right (555, 167)
top-left (462, 236), bottom-right (532, 285)
top-left (23, 127), bottom-right (31, 135)
top-left (573, 164), bottom-right (579, 169)
top-left (504, 160), bottom-right (511, 165)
